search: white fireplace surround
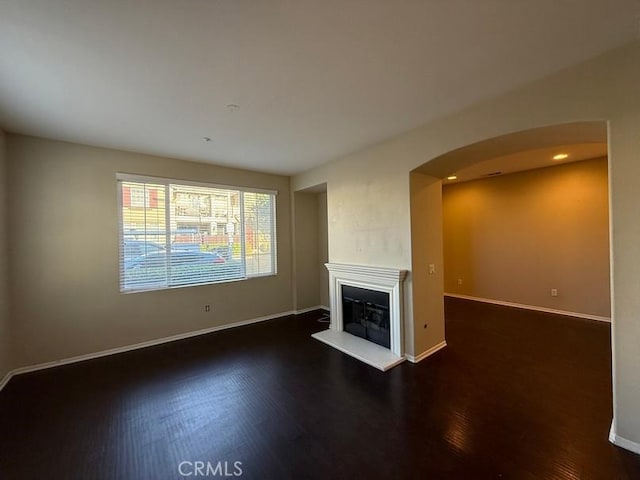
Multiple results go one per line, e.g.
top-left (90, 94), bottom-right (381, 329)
top-left (312, 262), bottom-right (408, 371)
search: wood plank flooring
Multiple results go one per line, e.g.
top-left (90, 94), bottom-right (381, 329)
top-left (1, 297), bottom-right (639, 479)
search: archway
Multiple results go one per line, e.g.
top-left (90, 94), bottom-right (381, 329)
top-left (409, 119), bottom-right (613, 450)
top-left (410, 121), bottom-right (609, 340)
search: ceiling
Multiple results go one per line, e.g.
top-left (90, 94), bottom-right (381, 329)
top-left (0, 1), bottom-right (638, 175)
top-left (443, 143), bottom-right (608, 184)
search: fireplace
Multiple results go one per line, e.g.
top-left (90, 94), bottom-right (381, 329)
top-left (312, 263), bottom-right (407, 371)
top-left (342, 285), bottom-right (390, 348)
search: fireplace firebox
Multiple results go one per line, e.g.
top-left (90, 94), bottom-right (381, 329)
top-left (341, 285), bottom-right (390, 348)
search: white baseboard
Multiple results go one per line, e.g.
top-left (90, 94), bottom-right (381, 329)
top-left (0, 370), bottom-right (13, 391)
top-left (609, 420), bottom-right (640, 454)
top-left (294, 305), bottom-right (329, 314)
top-left (406, 341), bottom-right (447, 363)
top-left (0, 309), bottom-right (294, 392)
top-left (444, 293), bottom-right (611, 323)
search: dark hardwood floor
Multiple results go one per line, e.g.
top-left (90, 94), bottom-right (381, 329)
top-left (1, 297), bottom-right (639, 479)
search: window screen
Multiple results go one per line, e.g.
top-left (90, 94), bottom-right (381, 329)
top-left (118, 175), bottom-right (277, 292)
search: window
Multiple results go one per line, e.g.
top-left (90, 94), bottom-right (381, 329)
top-left (118, 174), bottom-right (277, 292)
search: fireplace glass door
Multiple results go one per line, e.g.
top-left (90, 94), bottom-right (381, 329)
top-left (341, 285), bottom-right (390, 348)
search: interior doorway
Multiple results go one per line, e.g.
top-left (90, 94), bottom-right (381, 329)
top-left (292, 183), bottom-right (329, 312)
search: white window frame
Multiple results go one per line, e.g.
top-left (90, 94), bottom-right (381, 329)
top-left (117, 173), bottom-right (278, 293)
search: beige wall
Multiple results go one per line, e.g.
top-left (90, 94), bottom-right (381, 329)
top-left (0, 130), bottom-right (10, 379)
top-left (6, 135), bottom-right (293, 368)
top-left (293, 192), bottom-right (320, 310)
top-left (318, 192), bottom-right (329, 308)
top-left (443, 158), bottom-right (611, 318)
top-left (293, 41), bottom-right (640, 445)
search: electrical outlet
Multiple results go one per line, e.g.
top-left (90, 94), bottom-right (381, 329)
top-left (457, 278), bottom-right (463, 286)
top-left (550, 289), bottom-right (558, 297)
top-left (204, 304), bottom-right (211, 312)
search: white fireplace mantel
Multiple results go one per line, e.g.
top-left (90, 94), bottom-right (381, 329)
top-left (312, 262), bottom-right (408, 371)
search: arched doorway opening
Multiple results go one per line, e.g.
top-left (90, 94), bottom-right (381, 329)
top-left (409, 121), bottom-right (614, 461)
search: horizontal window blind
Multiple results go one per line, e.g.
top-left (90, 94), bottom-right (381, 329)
top-left (118, 177), bottom-right (277, 292)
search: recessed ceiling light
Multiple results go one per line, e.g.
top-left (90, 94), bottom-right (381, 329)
top-left (202, 137), bottom-right (212, 142)
top-left (447, 175), bottom-right (457, 180)
top-left (553, 153), bottom-right (569, 160)
top-left (226, 104), bottom-right (240, 112)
